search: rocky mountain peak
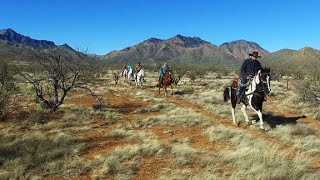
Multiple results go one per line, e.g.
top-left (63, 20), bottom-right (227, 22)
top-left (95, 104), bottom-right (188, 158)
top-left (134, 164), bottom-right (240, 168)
top-left (220, 40), bottom-right (269, 59)
top-left (166, 34), bottom-right (212, 48)
top-left (142, 38), bottom-right (164, 44)
top-left (0, 28), bottom-right (56, 49)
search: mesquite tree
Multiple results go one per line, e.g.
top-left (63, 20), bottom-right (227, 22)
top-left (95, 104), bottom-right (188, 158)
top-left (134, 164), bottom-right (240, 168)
top-left (19, 50), bottom-right (95, 111)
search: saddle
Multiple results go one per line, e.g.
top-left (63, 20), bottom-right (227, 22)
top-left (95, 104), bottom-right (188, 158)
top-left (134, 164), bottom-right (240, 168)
top-left (232, 77), bottom-right (251, 105)
top-left (231, 77), bottom-right (252, 90)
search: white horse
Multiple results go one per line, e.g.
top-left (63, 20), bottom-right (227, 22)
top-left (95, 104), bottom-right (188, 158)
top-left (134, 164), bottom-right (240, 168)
top-left (122, 69), bottom-right (128, 79)
top-left (127, 68), bottom-right (133, 84)
top-left (135, 69), bottom-right (145, 88)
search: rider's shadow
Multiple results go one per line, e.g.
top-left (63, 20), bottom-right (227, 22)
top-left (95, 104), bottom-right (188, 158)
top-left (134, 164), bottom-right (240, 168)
top-left (251, 113), bottom-right (307, 129)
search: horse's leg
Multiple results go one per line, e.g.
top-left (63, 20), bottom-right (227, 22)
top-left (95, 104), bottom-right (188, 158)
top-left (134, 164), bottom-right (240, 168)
top-left (140, 78), bottom-right (143, 88)
top-left (230, 88), bottom-right (238, 126)
top-left (256, 110), bottom-right (264, 129)
top-left (163, 86), bottom-right (167, 96)
top-left (231, 107), bottom-right (237, 126)
top-left (241, 105), bottom-right (250, 125)
top-left (170, 84), bottom-right (173, 95)
top-left (249, 96), bottom-right (264, 129)
top-left (135, 76), bottom-right (138, 87)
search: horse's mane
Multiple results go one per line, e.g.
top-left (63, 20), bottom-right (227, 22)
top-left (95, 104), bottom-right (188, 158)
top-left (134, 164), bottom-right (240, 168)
top-left (261, 67), bottom-right (271, 74)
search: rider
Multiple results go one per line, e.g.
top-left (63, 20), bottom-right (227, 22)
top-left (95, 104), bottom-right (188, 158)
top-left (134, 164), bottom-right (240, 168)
top-left (126, 64), bottom-right (133, 78)
top-left (159, 62), bottom-right (173, 84)
top-left (237, 51), bottom-right (263, 103)
top-left (134, 62), bottom-right (142, 74)
top-left (127, 64), bottom-right (132, 71)
top-left (121, 64), bottom-right (126, 77)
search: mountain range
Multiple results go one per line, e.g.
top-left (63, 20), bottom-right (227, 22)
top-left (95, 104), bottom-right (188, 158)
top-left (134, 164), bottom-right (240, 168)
top-left (1, 28), bottom-right (320, 68)
top-left (101, 34), bottom-right (269, 65)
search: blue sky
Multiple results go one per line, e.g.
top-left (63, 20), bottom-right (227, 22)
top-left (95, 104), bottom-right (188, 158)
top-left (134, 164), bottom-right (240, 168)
top-left (1, 0), bottom-right (320, 55)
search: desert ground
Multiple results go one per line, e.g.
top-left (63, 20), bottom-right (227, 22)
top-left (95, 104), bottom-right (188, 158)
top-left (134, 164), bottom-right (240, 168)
top-left (1, 69), bottom-right (320, 179)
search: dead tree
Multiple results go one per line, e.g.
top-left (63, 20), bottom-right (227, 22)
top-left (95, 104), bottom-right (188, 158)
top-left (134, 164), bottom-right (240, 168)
top-left (19, 50), bottom-right (95, 111)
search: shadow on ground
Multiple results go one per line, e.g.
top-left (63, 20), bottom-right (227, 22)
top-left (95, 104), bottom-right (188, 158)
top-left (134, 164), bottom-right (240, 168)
top-left (253, 113), bottom-right (307, 128)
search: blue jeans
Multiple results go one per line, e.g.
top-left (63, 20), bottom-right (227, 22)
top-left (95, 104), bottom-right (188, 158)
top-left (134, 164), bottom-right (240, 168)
top-left (237, 78), bottom-right (247, 97)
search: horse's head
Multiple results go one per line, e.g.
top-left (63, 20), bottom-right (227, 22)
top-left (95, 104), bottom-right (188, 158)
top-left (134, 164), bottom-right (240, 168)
top-left (258, 67), bottom-right (271, 95)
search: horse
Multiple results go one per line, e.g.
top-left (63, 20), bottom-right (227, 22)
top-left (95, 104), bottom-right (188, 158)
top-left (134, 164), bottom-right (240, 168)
top-left (122, 69), bottom-right (128, 79)
top-left (159, 70), bottom-right (174, 96)
top-left (135, 69), bottom-right (145, 88)
top-left (127, 68), bottom-right (133, 84)
top-left (223, 67), bottom-right (271, 130)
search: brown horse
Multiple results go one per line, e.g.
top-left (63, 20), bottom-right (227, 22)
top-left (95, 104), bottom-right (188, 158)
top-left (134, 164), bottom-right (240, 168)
top-left (159, 70), bottom-right (174, 96)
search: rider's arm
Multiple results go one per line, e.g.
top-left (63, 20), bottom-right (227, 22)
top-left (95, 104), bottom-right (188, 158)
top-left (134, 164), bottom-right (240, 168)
top-left (240, 60), bottom-right (247, 78)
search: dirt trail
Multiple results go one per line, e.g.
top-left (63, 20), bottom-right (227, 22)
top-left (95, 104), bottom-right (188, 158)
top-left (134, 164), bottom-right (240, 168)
top-left (74, 84), bottom-right (320, 179)
top-left (144, 87), bottom-right (320, 169)
top-left (79, 85), bottom-right (234, 179)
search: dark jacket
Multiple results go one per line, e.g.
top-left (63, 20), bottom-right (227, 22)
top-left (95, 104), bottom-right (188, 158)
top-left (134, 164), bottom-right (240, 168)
top-left (240, 59), bottom-right (262, 79)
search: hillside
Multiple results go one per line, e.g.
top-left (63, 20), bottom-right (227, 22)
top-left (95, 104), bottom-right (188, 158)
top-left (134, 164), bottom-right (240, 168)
top-left (261, 47), bottom-right (320, 71)
top-left (0, 28), bottom-right (78, 61)
top-left (101, 35), bottom-right (269, 66)
top-left (220, 40), bottom-right (269, 59)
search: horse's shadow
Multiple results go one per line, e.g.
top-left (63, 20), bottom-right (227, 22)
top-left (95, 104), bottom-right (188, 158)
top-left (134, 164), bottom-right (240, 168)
top-left (251, 113), bottom-right (307, 129)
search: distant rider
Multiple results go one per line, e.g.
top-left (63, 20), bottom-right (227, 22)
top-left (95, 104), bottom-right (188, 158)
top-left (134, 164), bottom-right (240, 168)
top-left (159, 63), bottom-right (173, 84)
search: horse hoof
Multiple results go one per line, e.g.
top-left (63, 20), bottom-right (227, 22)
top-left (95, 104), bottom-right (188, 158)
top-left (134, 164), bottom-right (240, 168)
top-left (233, 122), bottom-right (240, 126)
top-left (260, 126), bottom-right (265, 130)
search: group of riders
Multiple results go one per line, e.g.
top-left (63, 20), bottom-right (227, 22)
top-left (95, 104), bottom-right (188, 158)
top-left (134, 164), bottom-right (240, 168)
top-left (121, 62), bottom-right (173, 85)
top-left (120, 50), bottom-right (263, 100)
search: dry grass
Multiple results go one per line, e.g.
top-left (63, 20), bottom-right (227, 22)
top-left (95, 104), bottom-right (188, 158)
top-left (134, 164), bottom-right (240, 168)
top-left (204, 124), bottom-right (319, 179)
top-left (142, 107), bottom-right (213, 128)
top-left (2, 69), bottom-right (320, 179)
top-left (92, 135), bottom-right (170, 179)
top-left (268, 123), bottom-right (320, 157)
top-left (171, 143), bottom-right (200, 167)
top-left (0, 132), bottom-right (89, 179)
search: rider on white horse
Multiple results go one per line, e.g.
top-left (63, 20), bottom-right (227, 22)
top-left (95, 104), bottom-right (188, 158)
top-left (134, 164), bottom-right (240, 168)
top-left (127, 64), bottom-right (133, 81)
top-left (135, 62), bottom-right (142, 73)
top-left (237, 51), bottom-right (263, 104)
top-left (121, 64), bottom-right (127, 77)
top-left (134, 62), bottom-right (142, 79)
top-left (135, 68), bottom-right (145, 88)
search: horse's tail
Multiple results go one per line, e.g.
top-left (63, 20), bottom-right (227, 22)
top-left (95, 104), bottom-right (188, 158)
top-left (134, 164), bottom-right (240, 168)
top-left (223, 87), bottom-right (231, 102)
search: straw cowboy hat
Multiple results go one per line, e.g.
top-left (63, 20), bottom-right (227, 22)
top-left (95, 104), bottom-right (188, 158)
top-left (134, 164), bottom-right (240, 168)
top-left (248, 51), bottom-right (261, 58)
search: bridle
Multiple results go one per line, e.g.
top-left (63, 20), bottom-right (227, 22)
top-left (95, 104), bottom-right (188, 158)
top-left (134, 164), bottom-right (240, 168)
top-left (257, 72), bottom-right (271, 98)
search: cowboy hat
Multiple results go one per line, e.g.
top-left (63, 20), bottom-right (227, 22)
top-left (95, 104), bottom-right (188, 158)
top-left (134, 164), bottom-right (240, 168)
top-left (248, 51), bottom-right (261, 58)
